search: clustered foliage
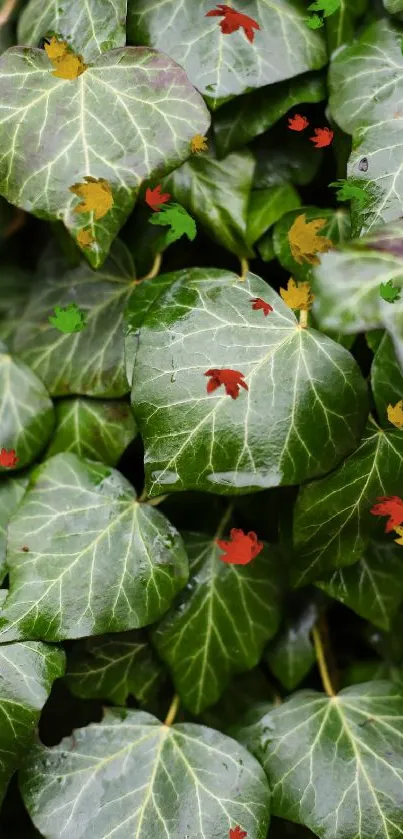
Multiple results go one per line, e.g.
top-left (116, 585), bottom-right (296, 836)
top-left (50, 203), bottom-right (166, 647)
top-left (1, 0), bottom-right (403, 837)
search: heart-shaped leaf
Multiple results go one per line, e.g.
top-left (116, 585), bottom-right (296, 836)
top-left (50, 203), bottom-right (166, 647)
top-left (20, 709), bottom-right (271, 839)
top-left (45, 397), bottom-right (137, 464)
top-left (151, 529), bottom-right (283, 714)
top-left (18, 0), bottom-right (127, 62)
top-left (65, 631), bottom-right (165, 705)
top-left (0, 45), bottom-right (210, 268)
top-left (129, 268), bottom-right (368, 496)
top-left (0, 340), bottom-right (55, 473)
top-left (0, 474), bottom-right (29, 582)
top-left (371, 333), bottom-right (403, 427)
top-left (246, 185), bottom-right (301, 248)
top-left (127, 0), bottom-right (327, 109)
top-left (292, 421), bottom-right (403, 586)
top-left (316, 540), bottom-right (403, 630)
top-left (273, 206), bottom-right (351, 283)
top-left (239, 682), bottom-right (403, 839)
top-left (265, 592), bottom-right (325, 690)
top-left (0, 452), bottom-right (189, 642)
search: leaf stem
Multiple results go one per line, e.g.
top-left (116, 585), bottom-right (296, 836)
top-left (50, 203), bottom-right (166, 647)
top-left (164, 693), bottom-right (180, 726)
top-left (137, 252), bottom-right (162, 283)
top-left (215, 504), bottom-right (234, 540)
top-left (138, 489), bottom-right (168, 506)
top-left (299, 309), bottom-right (308, 328)
top-left (239, 257), bottom-right (249, 282)
top-left (312, 623), bottom-right (335, 697)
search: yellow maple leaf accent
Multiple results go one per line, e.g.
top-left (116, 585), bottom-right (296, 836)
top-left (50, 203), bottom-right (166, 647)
top-left (191, 134), bottom-right (208, 153)
top-left (69, 177), bottom-right (113, 220)
top-left (44, 35), bottom-right (86, 79)
top-left (288, 213), bottom-right (333, 265)
top-left (77, 228), bottom-right (95, 248)
top-left (387, 400), bottom-right (403, 429)
top-left (280, 278), bottom-right (315, 311)
top-left (393, 526), bottom-right (403, 545)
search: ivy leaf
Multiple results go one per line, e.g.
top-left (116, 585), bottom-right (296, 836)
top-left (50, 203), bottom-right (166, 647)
top-left (129, 269), bottom-right (368, 496)
top-left (292, 421), bottom-right (403, 586)
top-left (0, 265), bottom-right (32, 345)
top-left (124, 272), bottom-right (177, 388)
top-left (273, 206), bottom-right (351, 283)
top-left (0, 46), bottom-right (210, 269)
top-left (151, 530), bottom-right (283, 714)
top-left (12, 240), bottom-right (137, 397)
top-left (0, 452), bottom-right (189, 642)
top-left (325, 0), bottom-right (367, 55)
top-left (265, 592), bottom-right (325, 690)
top-left (242, 682), bottom-right (403, 839)
top-left (20, 709), bottom-right (271, 839)
top-left (18, 0), bottom-right (127, 62)
top-left (246, 185), bottom-right (301, 248)
top-left (65, 631), bottom-right (165, 705)
top-left (371, 333), bottom-right (403, 427)
top-left (0, 340), bottom-right (55, 473)
top-left (45, 397), bottom-right (137, 465)
top-left (127, 0), bottom-right (327, 108)
top-left (0, 620), bottom-right (65, 806)
top-left (0, 474), bottom-right (29, 582)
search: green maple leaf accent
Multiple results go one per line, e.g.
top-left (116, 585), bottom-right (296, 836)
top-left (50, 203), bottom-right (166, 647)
top-left (48, 303), bottom-right (87, 333)
top-left (305, 13), bottom-right (324, 28)
top-left (308, 0), bottom-right (341, 16)
top-left (379, 281), bottom-right (402, 304)
top-left (148, 203), bottom-right (197, 246)
top-left (329, 180), bottom-right (369, 205)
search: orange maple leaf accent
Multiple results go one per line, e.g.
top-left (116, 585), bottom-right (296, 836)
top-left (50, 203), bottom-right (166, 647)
top-left (205, 369), bottom-right (248, 399)
top-left (217, 529), bottom-right (263, 565)
top-left (76, 228), bottom-right (95, 248)
top-left (44, 36), bottom-right (86, 79)
top-left (370, 496), bottom-right (403, 533)
top-left (0, 448), bottom-right (18, 468)
top-left (69, 177), bottom-right (113, 220)
top-left (229, 828), bottom-right (248, 839)
top-left (288, 114), bottom-right (309, 132)
top-left (250, 297), bottom-right (273, 316)
top-left (206, 5), bottom-right (260, 42)
top-left (387, 401), bottom-right (403, 429)
top-left (288, 213), bottom-right (333, 265)
top-left (394, 526), bottom-right (403, 545)
top-left (280, 278), bottom-right (314, 311)
top-left (309, 127), bottom-right (334, 148)
top-left (145, 185), bottom-right (171, 211)
top-left (191, 134), bottom-right (208, 153)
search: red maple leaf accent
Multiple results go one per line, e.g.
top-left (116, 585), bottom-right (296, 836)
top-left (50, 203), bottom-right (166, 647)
top-left (250, 297), bottom-right (273, 316)
top-left (205, 4), bottom-right (260, 43)
top-left (370, 496), bottom-right (403, 533)
top-left (229, 828), bottom-right (248, 839)
top-left (217, 529), bottom-right (263, 565)
top-left (205, 369), bottom-right (248, 399)
top-left (288, 114), bottom-right (309, 132)
top-left (0, 448), bottom-right (18, 468)
top-left (145, 184), bottom-right (171, 211)
top-left (309, 127), bottom-right (334, 148)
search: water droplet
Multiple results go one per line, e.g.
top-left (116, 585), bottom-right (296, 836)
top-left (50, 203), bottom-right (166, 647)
top-left (170, 372), bottom-right (176, 383)
top-left (358, 157), bottom-right (368, 172)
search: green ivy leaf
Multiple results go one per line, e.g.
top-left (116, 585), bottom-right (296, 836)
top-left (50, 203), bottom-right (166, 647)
top-left (246, 185), bottom-right (301, 248)
top-left (65, 631), bottom-right (165, 705)
top-left (0, 46), bottom-right (209, 269)
top-left (0, 474), bottom-right (29, 582)
top-left (252, 125), bottom-right (323, 188)
top-left (243, 682), bottom-right (403, 839)
top-left (45, 397), bottom-right (137, 465)
top-left (257, 230), bottom-right (276, 262)
top-left (20, 709), bottom-right (271, 839)
top-left (151, 530), bottom-right (283, 714)
top-left (316, 541), bottom-right (403, 630)
top-left (127, 0), bottom-right (327, 108)
top-left (18, 0), bottom-right (127, 62)
top-left (273, 206), bottom-right (351, 283)
top-left (129, 269), bottom-right (368, 496)
top-left (265, 592), bottom-right (325, 690)
top-left (0, 452), bottom-right (189, 642)
top-left (12, 240), bottom-right (138, 397)
top-left (0, 340), bottom-right (55, 473)
top-left (0, 265), bottom-right (32, 346)
top-left (325, 0), bottom-right (367, 55)
top-left (292, 421), bottom-right (403, 586)
top-left (124, 272), bottom-right (176, 388)
top-left (371, 333), bottom-right (403, 427)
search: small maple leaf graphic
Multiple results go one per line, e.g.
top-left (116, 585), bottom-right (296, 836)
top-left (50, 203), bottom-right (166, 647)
top-left (69, 176), bottom-right (113, 221)
top-left (250, 297), bottom-right (273, 316)
top-left (206, 5), bottom-right (260, 43)
top-left (48, 303), bottom-right (87, 334)
top-left (191, 134), bottom-right (208, 153)
top-left (308, 0), bottom-right (341, 16)
top-left (305, 13), bottom-right (323, 28)
top-left (329, 180), bottom-right (369, 205)
top-left (76, 228), bottom-right (95, 248)
top-left (145, 185), bottom-right (171, 211)
top-left (229, 827), bottom-right (248, 839)
top-left (394, 526), bottom-right (403, 545)
top-left (205, 368), bottom-right (248, 399)
top-left (44, 35), bottom-right (86, 79)
top-left (288, 214), bottom-right (333, 265)
top-left (387, 401), bottom-right (403, 429)
top-left (149, 203), bottom-right (196, 246)
top-left (280, 278), bottom-right (314, 311)
top-left (370, 496), bottom-right (403, 533)
top-left (0, 448), bottom-right (18, 468)
top-left (217, 529), bottom-right (263, 565)
top-left (310, 127), bottom-right (334, 148)
top-left (288, 114), bottom-right (309, 132)
top-left (379, 280), bottom-right (401, 304)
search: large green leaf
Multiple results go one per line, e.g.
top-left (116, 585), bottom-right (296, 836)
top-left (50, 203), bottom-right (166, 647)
top-left (316, 541), bottom-right (403, 630)
top-left (162, 148), bottom-right (255, 258)
top-left (18, 0), bottom-right (127, 61)
top-left (246, 185), bottom-right (301, 249)
top-left (238, 682), bottom-right (403, 839)
top-left (65, 630), bottom-right (165, 705)
top-left (371, 333), bottom-right (403, 426)
top-left (265, 592), bottom-right (325, 690)
top-left (326, 0), bottom-right (368, 55)
top-left (0, 474), bottom-right (29, 583)
top-left (129, 269), bottom-right (368, 496)
top-left (127, 0), bottom-right (327, 109)
top-left (214, 72), bottom-right (327, 158)
top-left (124, 271), bottom-right (176, 388)
top-left (0, 265), bottom-right (32, 346)
top-left (12, 240), bottom-right (137, 397)
top-left (0, 45), bottom-right (210, 269)
top-left (20, 709), bottom-right (271, 839)
top-left (273, 206), bottom-right (351, 283)
top-left (151, 530), bottom-right (283, 714)
top-left (0, 452), bottom-right (189, 642)
top-left (292, 421), bottom-right (403, 586)
top-left (45, 397), bottom-right (137, 464)
top-left (0, 341), bottom-right (55, 473)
